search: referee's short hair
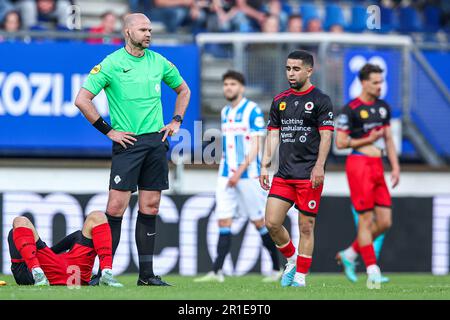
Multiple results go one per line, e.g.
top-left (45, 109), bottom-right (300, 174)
top-left (359, 63), bottom-right (384, 81)
top-left (222, 70), bottom-right (246, 85)
top-left (287, 50), bottom-right (314, 67)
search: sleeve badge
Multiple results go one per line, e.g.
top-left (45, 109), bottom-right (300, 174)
top-left (89, 64), bottom-right (102, 75)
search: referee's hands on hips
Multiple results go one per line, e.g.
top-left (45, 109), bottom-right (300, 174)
top-left (159, 120), bottom-right (181, 142)
top-left (107, 130), bottom-right (137, 149)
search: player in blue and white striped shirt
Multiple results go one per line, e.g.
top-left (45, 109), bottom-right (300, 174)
top-left (195, 71), bottom-right (281, 283)
top-left (218, 95), bottom-right (265, 179)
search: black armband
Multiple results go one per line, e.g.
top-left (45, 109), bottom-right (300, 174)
top-left (93, 117), bottom-right (112, 135)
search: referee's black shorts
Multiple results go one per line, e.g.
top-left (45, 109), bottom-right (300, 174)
top-left (109, 132), bottom-right (170, 192)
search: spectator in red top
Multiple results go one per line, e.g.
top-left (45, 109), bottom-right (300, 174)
top-left (87, 11), bottom-right (122, 45)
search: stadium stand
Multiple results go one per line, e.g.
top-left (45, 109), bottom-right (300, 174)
top-left (324, 3), bottom-right (346, 31)
top-left (398, 5), bottom-right (423, 33)
top-left (347, 5), bottom-right (366, 32)
top-left (0, 0), bottom-right (449, 38)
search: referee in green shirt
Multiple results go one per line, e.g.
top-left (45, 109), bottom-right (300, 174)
top-left (75, 13), bottom-right (190, 286)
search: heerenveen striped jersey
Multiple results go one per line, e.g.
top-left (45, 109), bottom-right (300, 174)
top-left (219, 98), bottom-right (265, 178)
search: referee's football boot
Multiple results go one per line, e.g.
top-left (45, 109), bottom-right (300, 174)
top-left (336, 250), bottom-right (358, 283)
top-left (280, 260), bottom-right (296, 287)
top-left (32, 267), bottom-right (49, 286)
top-left (99, 269), bottom-right (124, 288)
top-left (137, 275), bottom-right (171, 286)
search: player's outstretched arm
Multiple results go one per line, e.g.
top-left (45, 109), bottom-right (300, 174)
top-left (311, 130), bottom-right (333, 189)
top-left (259, 130), bottom-right (279, 190)
top-left (384, 126), bottom-right (400, 188)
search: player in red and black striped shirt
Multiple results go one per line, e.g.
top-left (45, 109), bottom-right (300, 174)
top-left (260, 50), bottom-right (334, 287)
top-left (335, 63), bottom-right (400, 286)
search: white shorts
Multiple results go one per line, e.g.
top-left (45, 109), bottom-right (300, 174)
top-left (215, 176), bottom-right (268, 221)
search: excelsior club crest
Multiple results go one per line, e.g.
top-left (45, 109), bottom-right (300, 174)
top-left (305, 102), bottom-right (314, 113)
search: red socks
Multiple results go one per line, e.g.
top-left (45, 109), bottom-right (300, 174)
top-left (92, 223), bottom-right (113, 270)
top-left (277, 240), bottom-right (296, 259)
top-left (360, 244), bottom-right (377, 268)
top-left (278, 241), bottom-right (313, 274)
top-left (13, 227), bottom-right (40, 270)
top-left (296, 255), bottom-right (312, 274)
top-left (351, 239), bottom-right (360, 254)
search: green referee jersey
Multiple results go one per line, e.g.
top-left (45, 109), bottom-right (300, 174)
top-left (82, 47), bottom-right (184, 135)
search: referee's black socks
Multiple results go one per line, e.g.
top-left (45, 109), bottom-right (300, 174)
top-left (136, 211), bottom-right (157, 279)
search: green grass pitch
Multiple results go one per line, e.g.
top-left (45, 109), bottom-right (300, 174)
top-left (0, 273), bottom-right (449, 300)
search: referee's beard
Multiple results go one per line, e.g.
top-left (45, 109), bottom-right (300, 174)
top-left (129, 35), bottom-right (150, 49)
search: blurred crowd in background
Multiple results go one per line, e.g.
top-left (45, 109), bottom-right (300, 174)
top-left (0, 0), bottom-right (450, 42)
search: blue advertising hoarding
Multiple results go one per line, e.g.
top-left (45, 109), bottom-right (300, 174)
top-left (0, 42), bottom-right (199, 156)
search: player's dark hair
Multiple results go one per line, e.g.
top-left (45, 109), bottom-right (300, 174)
top-left (287, 50), bottom-right (314, 67)
top-left (222, 70), bottom-right (246, 85)
top-left (359, 63), bottom-right (384, 81)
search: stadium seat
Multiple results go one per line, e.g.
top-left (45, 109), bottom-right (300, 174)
top-left (398, 6), bottom-right (423, 33)
top-left (281, 1), bottom-right (293, 16)
top-left (348, 5), bottom-right (367, 32)
top-left (423, 6), bottom-right (442, 33)
top-left (377, 6), bottom-right (398, 33)
top-left (324, 4), bottom-right (346, 31)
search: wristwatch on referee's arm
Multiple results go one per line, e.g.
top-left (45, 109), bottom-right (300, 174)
top-left (172, 115), bottom-right (183, 124)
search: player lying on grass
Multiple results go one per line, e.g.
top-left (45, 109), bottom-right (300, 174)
top-left (8, 210), bottom-right (123, 287)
